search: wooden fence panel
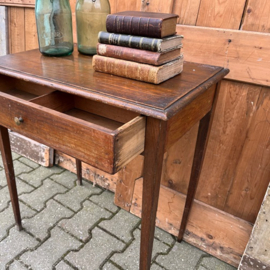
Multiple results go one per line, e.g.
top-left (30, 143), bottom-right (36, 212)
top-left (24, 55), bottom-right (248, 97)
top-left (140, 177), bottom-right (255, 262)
top-left (177, 25), bottom-right (270, 87)
top-left (224, 87), bottom-right (270, 222)
top-left (131, 178), bottom-right (252, 267)
top-left (8, 7), bottom-right (25, 53)
top-left (241, 0), bottom-right (270, 32)
top-left (161, 124), bottom-right (198, 194)
top-left (69, 0), bottom-right (77, 43)
top-left (109, 0), bottom-right (141, 14)
top-left (172, 0), bottom-right (201, 25)
top-left (140, 0), bottom-right (174, 13)
top-left (25, 8), bottom-right (38, 51)
top-left (196, 81), bottom-right (263, 220)
top-left (196, 0), bottom-right (246, 29)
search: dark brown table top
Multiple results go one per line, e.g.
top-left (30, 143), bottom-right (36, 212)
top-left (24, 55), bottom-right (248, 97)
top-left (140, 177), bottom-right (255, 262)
top-left (0, 49), bottom-right (228, 120)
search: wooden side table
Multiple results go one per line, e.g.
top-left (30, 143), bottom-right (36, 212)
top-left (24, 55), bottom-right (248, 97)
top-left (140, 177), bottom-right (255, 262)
top-left (0, 49), bottom-right (228, 270)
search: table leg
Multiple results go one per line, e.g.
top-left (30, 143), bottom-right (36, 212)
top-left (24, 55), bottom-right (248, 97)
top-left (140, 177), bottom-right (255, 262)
top-left (76, 159), bottom-right (83, 186)
top-left (177, 111), bottom-right (212, 241)
top-left (140, 118), bottom-right (167, 270)
top-left (0, 126), bottom-right (22, 230)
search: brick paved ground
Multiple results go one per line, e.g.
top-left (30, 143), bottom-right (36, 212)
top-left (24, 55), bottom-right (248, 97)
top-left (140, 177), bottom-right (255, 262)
top-left (0, 152), bottom-right (237, 270)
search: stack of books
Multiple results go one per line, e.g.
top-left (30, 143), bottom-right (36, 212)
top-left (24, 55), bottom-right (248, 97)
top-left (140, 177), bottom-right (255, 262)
top-left (92, 11), bottom-right (184, 84)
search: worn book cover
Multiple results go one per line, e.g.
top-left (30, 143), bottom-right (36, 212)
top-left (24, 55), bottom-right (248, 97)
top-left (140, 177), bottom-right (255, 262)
top-left (97, 43), bottom-right (181, 66)
top-left (93, 54), bottom-right (184, 84)
top-left (106, 11), bottom-right (179, 38)
top-left (98, 32), bottom-right (183, 52)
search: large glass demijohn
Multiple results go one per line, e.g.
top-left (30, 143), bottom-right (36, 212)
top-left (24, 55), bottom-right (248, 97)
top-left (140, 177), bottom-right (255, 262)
top-left (35, 0), bottom-right (73, 56)
top-left (76, 0), bottom-right (110, 55)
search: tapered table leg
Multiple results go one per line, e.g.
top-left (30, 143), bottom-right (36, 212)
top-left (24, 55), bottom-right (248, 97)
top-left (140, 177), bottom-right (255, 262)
top-left (0, 126), bottom-right (22, 230)
top-left (76, 159), bottom-right (83, 186)
top-left (140, 118), bottom-right (167, 270)
top-left (177, 111), bottom-right (212, 241)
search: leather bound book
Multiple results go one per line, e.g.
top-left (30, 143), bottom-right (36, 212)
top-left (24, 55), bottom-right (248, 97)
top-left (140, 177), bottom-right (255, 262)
top-left (96, 43), bottom-right (181, 66)
top-left (98, 32), bottom-right (183, 52)
top-left (106, 11), bottom-right (179, 38)
top-left (92, 55), bottom-right (184, 84)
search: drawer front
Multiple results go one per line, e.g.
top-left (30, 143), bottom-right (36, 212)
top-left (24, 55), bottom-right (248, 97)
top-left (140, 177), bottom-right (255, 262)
top-left (0, 94), bottom-right (116, 173)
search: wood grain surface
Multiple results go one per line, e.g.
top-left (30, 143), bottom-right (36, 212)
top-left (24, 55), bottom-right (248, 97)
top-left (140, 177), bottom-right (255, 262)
top-left (196, 0), bottom-right (246, 29)
top-left (0, 0), bottom-right (34, 7)
top-left (241, 0), bottom-right (270, 32)
top-left (25, 8), bottom-right (38, 51)
top-left (141, 0), bottom-right (174, 13)
top-left (8, 7), bottom-right (25, 53)
top-left (131, 178), bottom-right (253, 267)
top-left (172, 0), bottom-right (201, 25)
top-left (177, 25), bottom-right (270, 86)
top-left (56, 151), bottom-right (118, 192)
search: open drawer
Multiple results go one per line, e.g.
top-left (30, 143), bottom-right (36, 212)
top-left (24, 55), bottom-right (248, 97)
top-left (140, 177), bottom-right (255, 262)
top-left (0, 75), bottom-right (145, 174)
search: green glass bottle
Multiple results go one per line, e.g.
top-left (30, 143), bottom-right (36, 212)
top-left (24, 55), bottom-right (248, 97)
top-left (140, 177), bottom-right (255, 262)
top-left (35, 0), bottom-right (73, 56)
top-left (76, 0), bottom-right (110, 55)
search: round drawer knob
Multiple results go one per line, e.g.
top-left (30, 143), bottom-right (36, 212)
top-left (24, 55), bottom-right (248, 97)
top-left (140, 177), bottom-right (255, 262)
top-left (14, 117), bottom-right (24, 126)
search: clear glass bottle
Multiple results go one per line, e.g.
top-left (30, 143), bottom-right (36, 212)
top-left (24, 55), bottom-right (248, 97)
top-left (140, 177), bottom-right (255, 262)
top-left (35, 0), bottom-right (73, 56)
top-left (76, 0), bottom-right (110, 55)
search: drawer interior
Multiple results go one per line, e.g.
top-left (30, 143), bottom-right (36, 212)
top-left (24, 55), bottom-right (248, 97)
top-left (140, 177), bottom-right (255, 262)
top-left (0, 74), bottom-right (55, 100)
top-left (30, 91), bottom-right (139, 131)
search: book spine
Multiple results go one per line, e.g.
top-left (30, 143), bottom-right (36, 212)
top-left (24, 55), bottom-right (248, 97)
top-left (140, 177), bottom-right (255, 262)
top-left (93, 55), bottom-right (159, 84)
top-left (106, 15), bottom-right (162, 38)
top-left (97, 44), bottom-right (160, 65)
top-left (98, 32), bottom-right (161, 52)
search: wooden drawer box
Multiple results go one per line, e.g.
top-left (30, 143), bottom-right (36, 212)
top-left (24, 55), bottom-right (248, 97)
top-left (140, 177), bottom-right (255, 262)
top-left (0, 74), bottom-right (145, 173)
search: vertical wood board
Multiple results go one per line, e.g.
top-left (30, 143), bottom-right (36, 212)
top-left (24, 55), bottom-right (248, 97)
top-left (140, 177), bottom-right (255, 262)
top-left (8, 7), bottom-right (25, 54)
top-left (224, 87), bottom-right (270, 222)
top-left (196, 80), bottom-right (262, 221)
top-left (109, 0), bottom-right (141, 14)
top-left (172, 0), bottom-right (201, 25)
top-left (161, 123), bottom-right (198, 194)
top-left (114, 155), bottom-right (144, 211)
top-left (24, 8), bottom-right (38, 51)
top-left (196, 0), bottom-right (246, 29)
top-left (241, 0), bottom-right (270, 32)
top-left (141, 0), bottom-right (174, 13)
top-left (69, 0), bottom-right (77, 43)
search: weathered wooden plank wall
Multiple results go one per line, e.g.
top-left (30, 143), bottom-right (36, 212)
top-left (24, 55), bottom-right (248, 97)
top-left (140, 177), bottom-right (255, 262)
top-left (0, 0), bottom-right (269, 267)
